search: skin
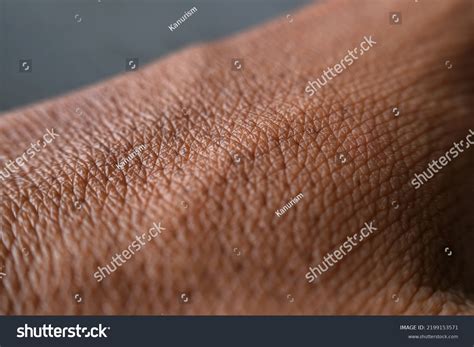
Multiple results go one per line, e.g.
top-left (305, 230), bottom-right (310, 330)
top-left (0, 0), bottom-right (473, 315)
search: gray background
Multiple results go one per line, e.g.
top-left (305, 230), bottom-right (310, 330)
top-left (0, 0), bottom-right (310, 113)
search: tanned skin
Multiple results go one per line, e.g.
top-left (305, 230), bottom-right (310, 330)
top-left (1, 0), bottom-right (473, 314)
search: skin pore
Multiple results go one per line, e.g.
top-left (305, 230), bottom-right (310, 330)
top-left (1, 0), bottom-right (473, 314)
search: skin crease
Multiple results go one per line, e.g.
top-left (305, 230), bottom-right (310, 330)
top-left (0, 0), bottom-right (473, 315)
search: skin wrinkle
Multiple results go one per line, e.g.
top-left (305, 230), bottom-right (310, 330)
top-left (1, 0), bottom-right (474, 314)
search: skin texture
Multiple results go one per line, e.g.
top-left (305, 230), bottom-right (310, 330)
top-left (0, 0), bottom-right (473, 315)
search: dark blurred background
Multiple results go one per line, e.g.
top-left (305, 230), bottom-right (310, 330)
top-left (0, 0), bottom-right (311, 113)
